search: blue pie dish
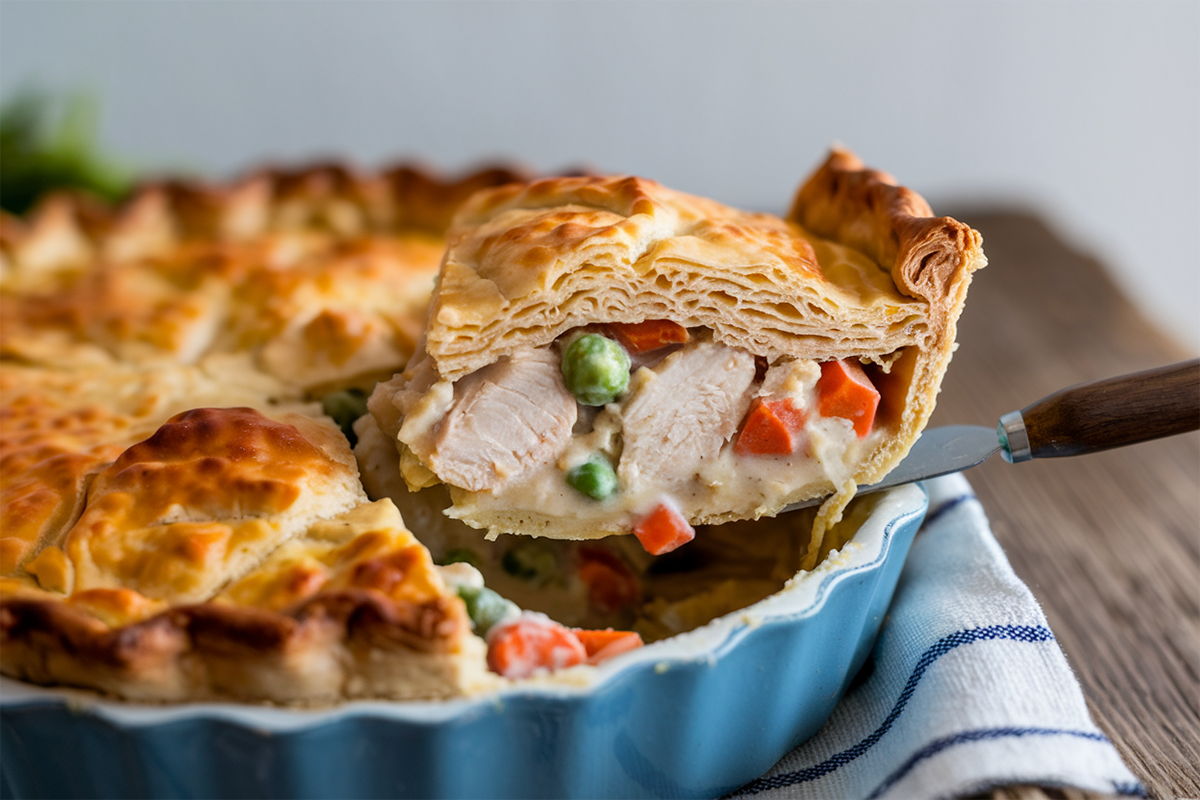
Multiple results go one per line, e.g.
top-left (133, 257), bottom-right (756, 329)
top-left (0, 483), bottom-right (927, 800)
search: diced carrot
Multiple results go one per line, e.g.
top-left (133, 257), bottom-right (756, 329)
top-left (734, 398), bottom-right (807, 456)
top-left (816, 359), bottom-right (880, 438)
top-left (572, 628), bottom-right (645, 665)
top-left (632, 501), bottom-right (695, 556)
top-left (486, 616), bottom-right (587, 679)
top-left (570, 627), bottom-right (631, 656)
top-left (608, 320), bottom-right (691, 354)
top-left (577, 547), bottom-right (641, 613)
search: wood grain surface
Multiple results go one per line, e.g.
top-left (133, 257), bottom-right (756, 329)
top-left (933, 211), bottom-right (1200, 800)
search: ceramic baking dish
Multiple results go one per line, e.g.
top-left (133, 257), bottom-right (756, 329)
top-left (0, 482), bottom-right (927, 800)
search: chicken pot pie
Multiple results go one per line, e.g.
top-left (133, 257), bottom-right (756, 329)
top-left (369, 149), bottom-right (985, 566)
top-left (1, 150), bottom-right (982, 701)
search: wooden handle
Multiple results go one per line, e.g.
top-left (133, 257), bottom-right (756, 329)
top-left (1023, 359), bottom-right (1199, 459)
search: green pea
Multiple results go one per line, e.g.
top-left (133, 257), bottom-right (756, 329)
top-left (561, 334), bottom-right (630, 406)
top-left (456, 585), bottom-right (518, 636)
top-left (321, 388), bottom-right (369, 446)
top-left (567, 456), bottom-right (619, 500)
top-left (501, 541), bottom-right (559, 585)
top-left (438, 548), bottom-right (481, 568)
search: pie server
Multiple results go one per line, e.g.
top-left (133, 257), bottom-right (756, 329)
top-left (786, 358), bottom-right (1200, 510)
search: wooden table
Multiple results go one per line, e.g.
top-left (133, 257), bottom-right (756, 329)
top-left (928, 211), bottom-right (1199, 799)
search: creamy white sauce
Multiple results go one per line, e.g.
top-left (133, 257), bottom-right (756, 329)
top-left (429, 333), bottom-right (885, 532)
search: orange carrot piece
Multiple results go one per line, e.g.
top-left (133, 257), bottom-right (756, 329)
top-left (816, 359), bottom-right (880, 438)
top-left (571, 628), bottom-right (632, 656)
top-left (486, 617), bottom-right (587, 679)
top-left (608, 320), bottom-right (691, 354)
top-left (632, 501), bottom-right (695, 556)
top-left (734, 398), bottom-right (807, 456)
top-left (578, 548), bottom-right (641, 613)
top-left (572, 628), bottom-right (645, 664)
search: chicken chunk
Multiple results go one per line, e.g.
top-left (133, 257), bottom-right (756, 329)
top-left (429, 348), bottom-right (577, 492)
top-left (618, 342), bottom-right (756, 490)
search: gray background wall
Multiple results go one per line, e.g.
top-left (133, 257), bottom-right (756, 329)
top-left (2, 1), bottom-right (1197, 353)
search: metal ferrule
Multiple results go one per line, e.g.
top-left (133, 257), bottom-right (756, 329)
top-left (998, 410), bottom-right (1032, 463)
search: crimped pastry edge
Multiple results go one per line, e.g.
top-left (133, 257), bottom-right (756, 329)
top-left (788, 149), bottom-right (985, 557)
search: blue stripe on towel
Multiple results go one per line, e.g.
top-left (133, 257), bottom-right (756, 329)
top-left (729, 625), bottom-right (1058, 796)
top-left (865, 727), bottom-right (1112, 799)
top-left (1111, 780), bottom-right (1149, 797)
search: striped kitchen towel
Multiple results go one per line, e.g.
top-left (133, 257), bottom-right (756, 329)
top-left (732, 473), bottom-right (1143, 800)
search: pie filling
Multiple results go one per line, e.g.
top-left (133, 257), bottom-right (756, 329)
top-left (368, 387), bottom-right (897, 681)
top-left (396, 320), bottom-right (890, 554)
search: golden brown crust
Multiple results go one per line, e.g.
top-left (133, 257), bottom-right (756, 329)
top-left (0, 402), bottom-right (125, 575)
top-left (0, 163), bottom-right (529, 392)
top-left (0, 361), bottom-right (305, 581)
top-left (1, 162), bottom-right (530, 265)
top-left (0, 584), bottom-right (482, 703)
top-left (0, 404), bottom-right (490, 703)
top-left (0, 162), bottom-right (527, 703)
top-left (787, 147), bottom-right (984, 330)
top-left (422, 173), bottom-right (924, 381)
top-left (63, 407), bottom-right (366, 604)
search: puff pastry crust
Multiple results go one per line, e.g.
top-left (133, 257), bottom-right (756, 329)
top-left (369, 150), bottom-right (985, 564)
top-left (0, 163), bottom-right (528, 392)
top-left (0, 163), bottom-right (525, 703)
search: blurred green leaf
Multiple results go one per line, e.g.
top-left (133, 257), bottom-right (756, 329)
top-left (0, 90), bottom-right (133, 215)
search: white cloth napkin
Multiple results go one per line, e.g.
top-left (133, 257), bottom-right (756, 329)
top-left (731, 474), bottom-right (1144, 800)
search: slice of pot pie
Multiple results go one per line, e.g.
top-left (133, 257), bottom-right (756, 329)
top-left (369, 149), bottom-right (985, 567)
top-left (355, 408), bottom-right (851, 644)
